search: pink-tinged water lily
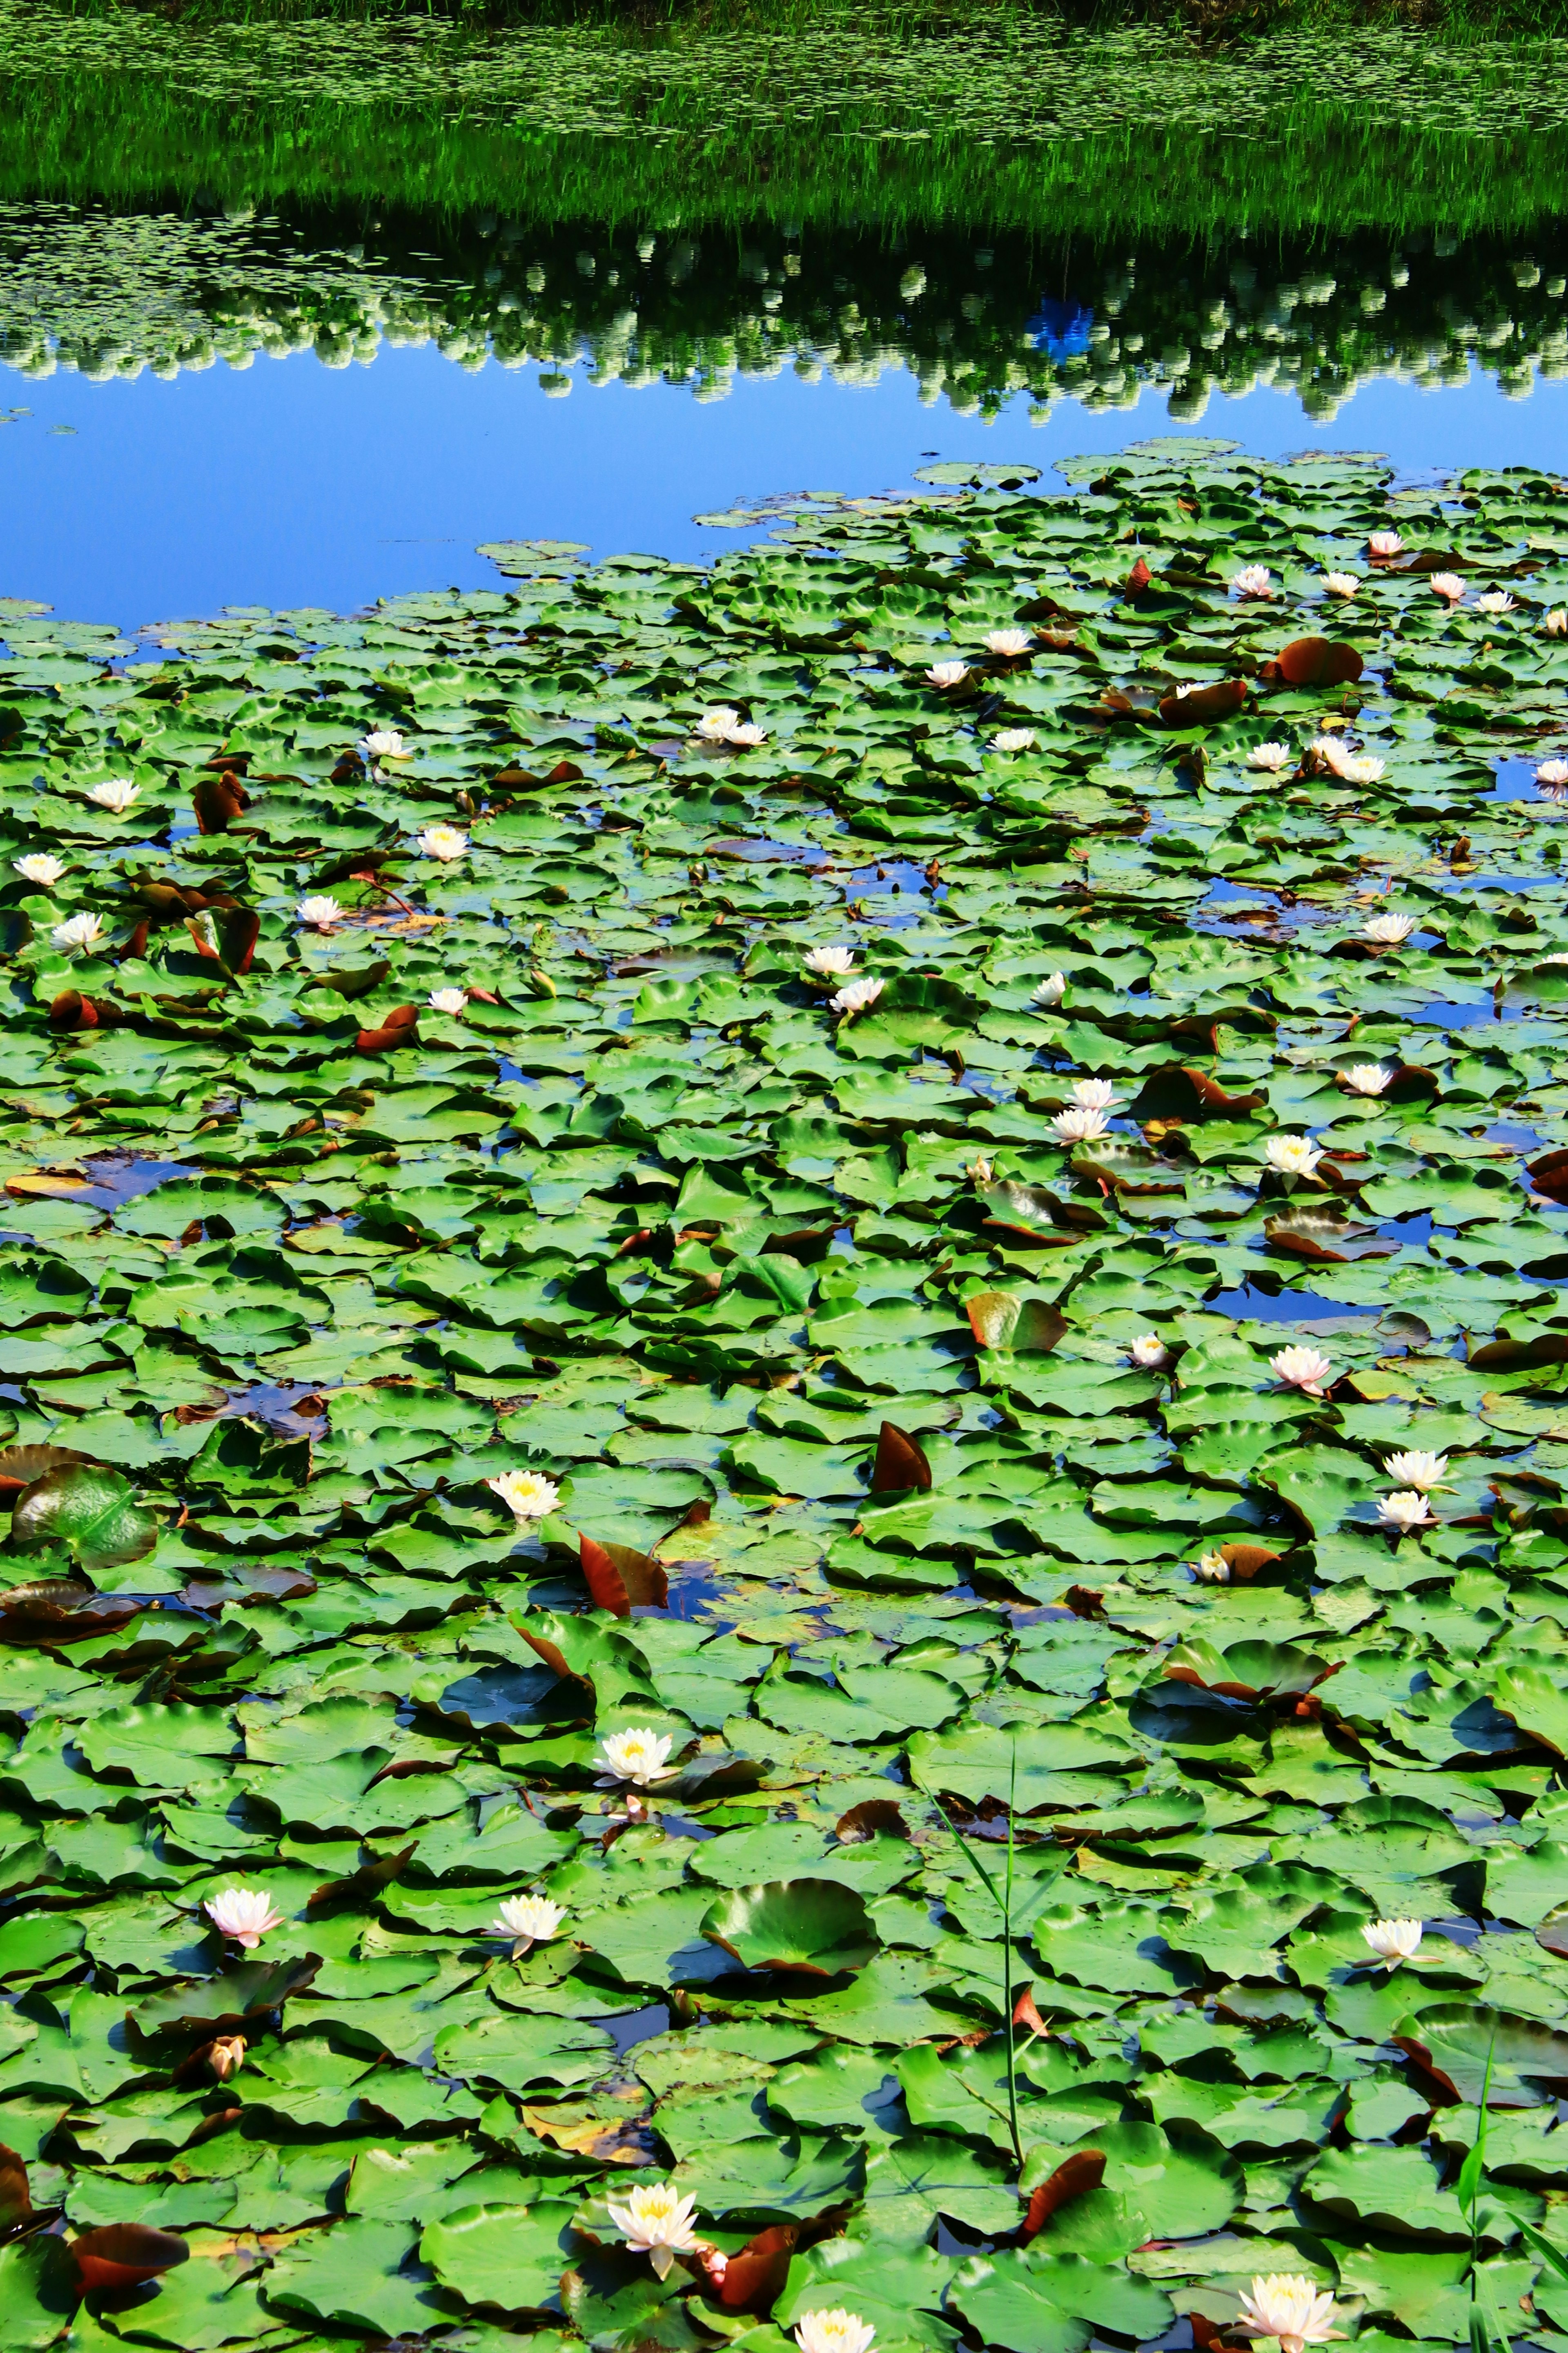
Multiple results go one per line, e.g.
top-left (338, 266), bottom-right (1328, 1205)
top-left (1265, 1134), bottom-right (1322, 1177)
top-left (926, 660), bottom-right (969, 688)
top-left (1032, 972), bottom-right (1067, 1006)
top-left (417, 824), bottom-right (468, 861)
top-left (984, 629), bottom-right (1033, 658)
top-left (14, 853), bottom-right (64, 886)
top-left (1236, 2274), bottom-right (1341, 2353)
top-left (1129, 1334), bottom-right (1168, 1368)
top-left (1474, 591), bottom-right (1515, 616)
top-left (204, 1887), bottom-right (284, 1949)
top-left (1272, 1344), bottom-right (1332, 1395)
top-left (427, 988), bottom-right (467, 1015)
top-left (486, 1469), bottom-right (560, 1520)
top-left (597, 1728), bottom-right (677, 1786)
top-left (1193, 1550), bottom-right (1231, 1582)
top-left (50, 912), bottom-right (104, 955)
top-left (1430, 572), bottom-right (1465, 603)
top-left (831, 977), bottom-right (884, 1017)
top-left (1384, 1448), bottom-right (1448, 1490)
top-left (1246, 742), bottom-right (1293, 772)
top-left (1377, 1488), bottom-right (1432, 1533)
top-left (803, 944), bottom-right (856, 978)
top-left (606, 2181), bottom-right (701, 2279)
top-left (1368, 531), bottom-right (1405, 557)
top-left (1231, 565), bottom-right (1275, 599)
top-left (1344, 1063), bottom-right (1392, 1095)
top-left (795, 2315), bottom-right (877, 2353)
top-left (1070, 1078), bottom-right (1118, 1110)
top-left (1363, 911), bottom-right (1417, 945)
top-left (487, 1893), bottom-right (566, 1945)
top-left (1323, 572), bottom-right (1360, 599)
top-left (991, 729), bottom-right (1037, 752)
top-left (1362, 1916), bottom-right (1422, 1968)
top-left (298, 895), bottom-right (344, 929)
top-left (88, 778), bottom-right (138, 812)
top-left (1052, 1105), bottom-right (1108, 1143)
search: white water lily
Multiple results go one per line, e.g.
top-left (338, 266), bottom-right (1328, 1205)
top-left (1344, 1063), bottom-right (1392, 1095)
top-left (1430, 571), bottom-right (1466, 603)
top-left (1129, 1334), bottom-right (1168, 1368)
top-left (1368, 531), bottom-right (1405, 557)
top-left (427, 988), bottom-right (467, 1015)
top-left (984, 629), bottom-right (1033, 658)
top-left (695, 706), bottom-right (741, 740)
top-left (965, 1156), bottom-right (995, 1186)
top-left (1308, 734), bottom-right (1353, 778)
top-left (1341, 754), bottom-right (1386, 786)
top-left (1323, 572), bottom-right (1361, 599)
top-left (1475, 591), bottom-right (1515, 616)
top-left (88, 778), bottom-right (138, 812)
top-left (1246, 742), bottom-right (1293, 773)
top-left (606, 2180), bottom-right (701, 2279)
top-left (1193, 1550), bottom-right (1231, 1582)
top-left (1377, 1488), bottom-right (1433, 1533)
top-left (1070, 1078), bottom-right (1119, 1111)
top-left (1236, 2274), bottom-right (1341, 2353)
top-left (1265, 1134), bottom-right (1323, 1178)
top-left (1052, 1105), bottom-right (1108, 1143)
top-left (486, 1469), bottom-right (560, 1521)
top-left (1537, 759), bottom-right (1568, 787)
top-left (1033, 972), bottom-right (1067, 1006)
top-left (598, 1728), bottom-right (677, 1786)
top-left (417, 824), bottom-right (468, 861)
top-left (724, 721), bottom-right (767, 747)
top-left (488, 1893), bottom-right (566, 1945)
top-left (50, 912), bottom-right (105, 956)
top-left (795, 2314), bottom-right (877, 2353)
top-left (991, 729), bottom-right (1037, 753)
top-left (831, 977), bottom-right (884, 1017)
top-left (1272, 1344), bottom-right (1333, 1395)
top-left (1362, 1916), bottom-right (1423, 1968)
top-left (1231, 565), bottom-right (1275, 599)
top-left (1546, 609), bottom-right (1568, 637)
top-left (359, 728), bottom-right (406, 762)
top-left (14, 852), bottom-right (65, 886)
top-left (1385, 1448), bottom-right (1448, 1490)
top-left (803, 944), bottom-right (856, 978)
top-left (298, 895), bottom-right (344, 929)
top-left (204, 1887), bottom-right (284, 1949)
top-left (926, 660), bottom-right (969, 688)
top-left (1363, 911), bottom-right (1417, 945)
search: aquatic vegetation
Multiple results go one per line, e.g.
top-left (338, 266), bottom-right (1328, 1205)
top-left (5, 440), bottom-right (1568, 2338)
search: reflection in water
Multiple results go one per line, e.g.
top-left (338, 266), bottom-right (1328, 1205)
top-left (3, 202), bottom-right (1567, 423)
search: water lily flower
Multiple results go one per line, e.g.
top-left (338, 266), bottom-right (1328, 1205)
top-left (1265, 1134), bottom-right (1323, 1178)
top-left (1193, 1550), bottom-right (1231, 1582)
top-left (1537, 759), bottom-right (1568, 787)
top-left (1323, 572), bottom-right (1361, 599)
top-left (1334, 1066), bottom-right (1390, 1103)
top-left (831, 977), bottom-right (884, 1017)
top-left (991, 729), bottom-right (1037, 753)
top-left (984, 629), bottom-right (1033, 658)
top-left (1430, 572), bottom-right (1466, 603)
top-left (1341, 754), bottom-right (1385, 786)
top-left (1363, 911), bottom-right (1417, 945)
top-left (598, 1728), bottom-right (677, 1786)
top-left (1362, 1917), bottom-right (1423, 1968)
top-left (1070, 1078), bottom-right (1119, 1110)
top-left (359, 729), bottom-right (406, 762)
top-left (1272, 1344), bottom-right (1333, 1395)
top-left (204, 1887), bottom-right (284, 1949)
top-left (486, 1469), bottom-right (560, 1521)
top-left (926, 660), bottom-right (969, 688)
top-left (803, 944), bottom-right (856, 978)
top-left (965, 1156), bottom-right (995, 1185)
top-left (1033, 973), bottom-right (1067, 1006)
top-left (1475, 591), bottom-right (1515, 616)
top-left (88, 778), bottom-right (138, 812)
top-left (298, 895), bottom-right (344, 929)
top-left (1546, 609), bottom-right (1568, 637)
top-left (208, 2035), bottom-right (246, 2081)
top-left (50, 912), bottom-right (105, 956)
top-left (14, 853), bottom-right (65, 886)
top-left (1231, 565), bottom-right (1276, 599)
top-left (606, 2180), bottom-right (701, 2279)
top-left (1307, 734), bottom-right (1353, 778)
top-left (1247, 742), bottom-right (1294, 773)
top-left (1377, 1488), bottom-right (1433, 1533)
top-left (1052, 1105), bottom-right (1108, 1143)
top-left (1368, 531), bottom-right (1405, 558)
top-left (795, 2314), bottom-right (877, 2353)
top-left (427, 988), bottom-right (468, 1015)
top-left (488, 1893), bottom-right (567, 1946)
top-left (1385, 1448), bottom-right (1448, 1490)
top-left (1236, 2274), bottom-right (1341, 2353)
top-left (695, 707), bottom-right (740, 740)
top-left (725, 721), bottom-right (768, 748)
top-left (417, 824), bottom-right (468, 862)
top-left (1129, 1334), bottom-right (1168, 1368)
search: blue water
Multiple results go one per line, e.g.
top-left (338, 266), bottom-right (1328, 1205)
top-left (9, 345), bottom-right (1568, 627)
